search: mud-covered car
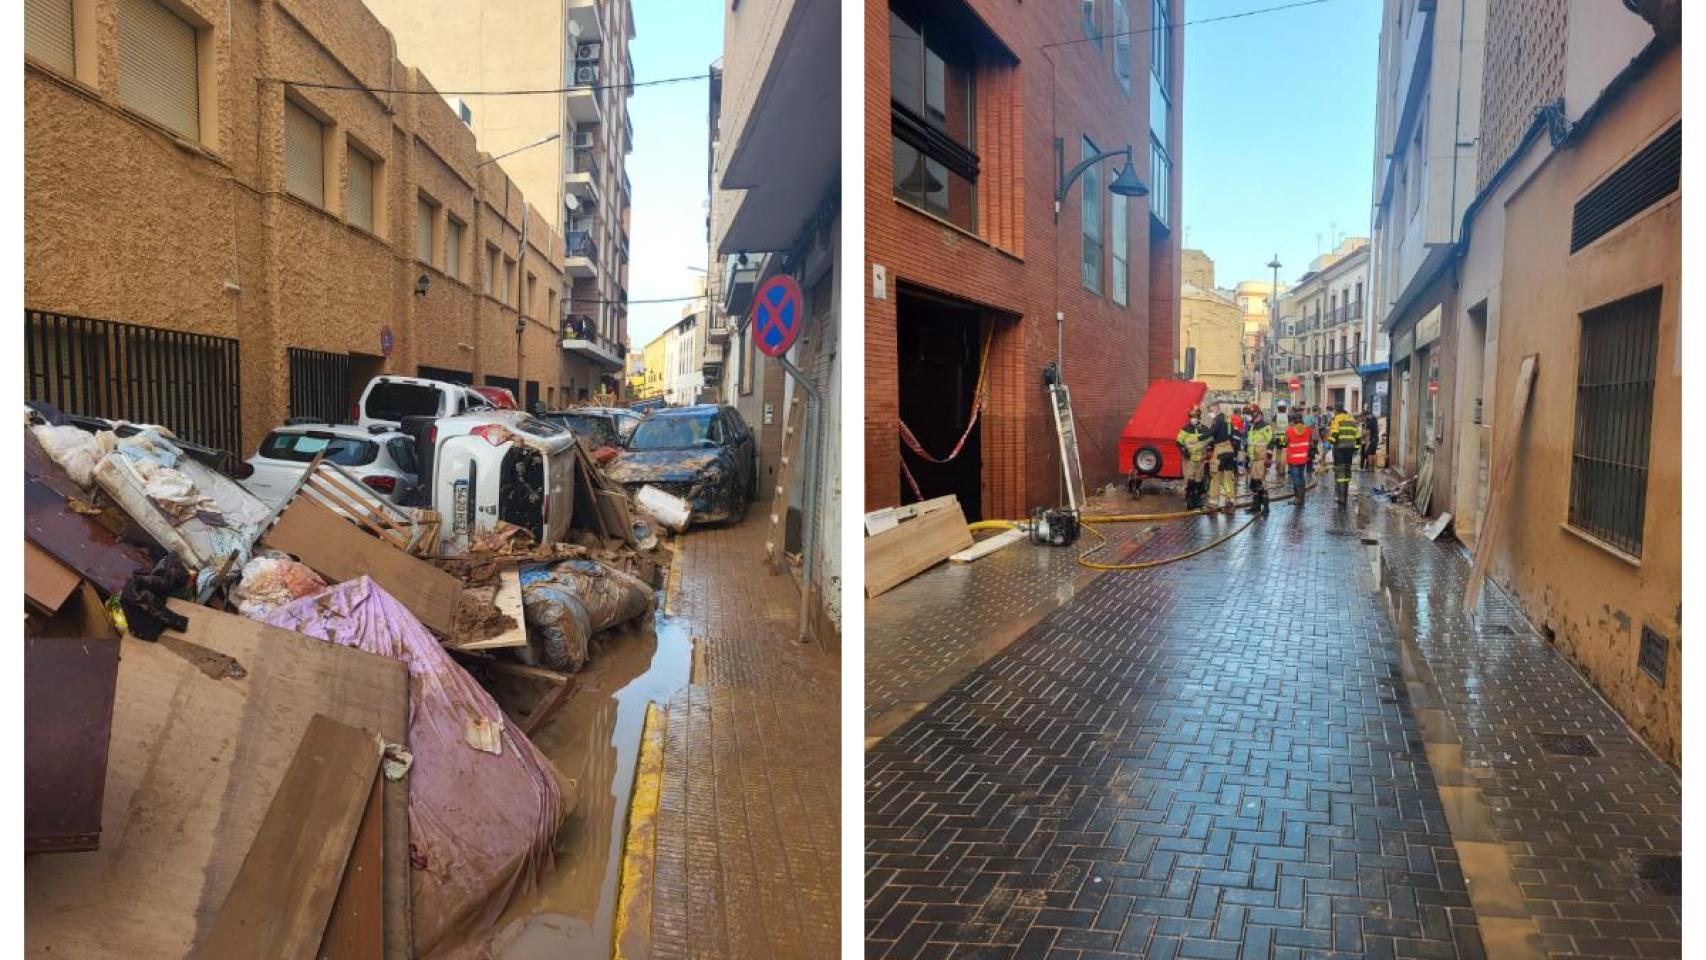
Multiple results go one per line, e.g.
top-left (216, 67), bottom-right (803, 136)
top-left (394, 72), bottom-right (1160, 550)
top-left (605, 405), bottom-right (756, 525)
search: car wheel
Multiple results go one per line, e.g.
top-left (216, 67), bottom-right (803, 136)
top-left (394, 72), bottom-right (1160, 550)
top-left (1132, 445), bottom-right (1163, 476)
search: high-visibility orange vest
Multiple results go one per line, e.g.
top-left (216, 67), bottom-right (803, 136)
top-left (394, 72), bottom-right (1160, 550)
top-left (1285, 424), bottom-right (1313, 465)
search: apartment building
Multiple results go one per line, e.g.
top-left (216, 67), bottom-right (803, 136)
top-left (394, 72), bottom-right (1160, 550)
top-left (1273, 239), bottom-right (1369, 412)
top-left (1375, 0), bottom-right (1678, 760)
top-left (715, 0), bottom-right (841, 639)
top-left (1231, 279), bottom-right (1279, 395)
top-left (366, 0), bottom-right (636, 402)
top-left (24, 0), bottom-right (566, 450)
top-left (1176, 251), bottom-right (1242, 392)
top-left (866, 0), bottom-right (1184, 520)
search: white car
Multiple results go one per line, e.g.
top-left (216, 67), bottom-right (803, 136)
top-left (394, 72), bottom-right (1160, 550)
top-left (357, 375), bottom-right (492, 430)
top-left (428, 411), bottom-right (577, 553)
top-left (242, 421), bottom-right (420, 508)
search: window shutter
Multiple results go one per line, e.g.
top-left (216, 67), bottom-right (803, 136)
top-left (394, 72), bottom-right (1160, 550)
top-left (118, 0), bottom-right (200, 141)
top-left (283, 100), bottom-right (324, 205)
top-left (346, 148), bottom-right (374, 231)
top-left (446, 220), bottom-right (463, 279)
top-left (416, 196), bottom-right (435, 264)
top-left (26, 0), bottom-right (76, 74)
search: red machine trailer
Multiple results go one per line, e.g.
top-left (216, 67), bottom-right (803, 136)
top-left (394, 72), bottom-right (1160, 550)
top-left (1116, 379), bottom-right (1208, 497)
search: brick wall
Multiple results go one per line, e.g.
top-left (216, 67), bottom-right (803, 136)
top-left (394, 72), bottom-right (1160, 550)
top-left (866, 0), bottom-right (1183, 519)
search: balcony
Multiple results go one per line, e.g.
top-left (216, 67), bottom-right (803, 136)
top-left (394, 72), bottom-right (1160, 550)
top-left (567, 62), bottom-right (602, 124)
top-left (565, 146), bottom-right (602, 205)
top-left (566, 231), bottom-right (600, 279)
top-left (620, 170), bottom-right (631, 209)
top-left (560, 314), bottom-right (623, 370)
top-left (622, 113), bottom-right (633, 155)
top-left (567, 0), bottom-right (603, 41)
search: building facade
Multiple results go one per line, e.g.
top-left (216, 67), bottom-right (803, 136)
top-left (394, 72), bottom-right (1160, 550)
top-left (365, 0), bottom-right (636, 401)
top-left (1273, 239), bottom-right (1369, 412)
top-left (866, 0), bottom-right (1184, 520)
top-left (1231, 279), bottom-right (1279, 395)
top-left (715, 0), bottom-right (841, 640)
top-left (24, 0), bottom-right (566, 450)
top-left (1370, 0), bottom-right (1679, 762)
top-left (1176, 250), bottom-right (1242, 391)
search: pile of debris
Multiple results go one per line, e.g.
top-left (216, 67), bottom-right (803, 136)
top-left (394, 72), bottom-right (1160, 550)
top-left (23, 404), bottom-right (681, 959)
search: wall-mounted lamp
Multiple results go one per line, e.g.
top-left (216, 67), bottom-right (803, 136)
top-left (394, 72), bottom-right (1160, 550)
top-left (414, 274), bottom-right (431, 297)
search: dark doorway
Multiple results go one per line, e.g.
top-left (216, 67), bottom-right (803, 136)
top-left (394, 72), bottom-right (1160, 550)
top-left (418, 365), bottom-right (473, 384)
top-left (896, 285), bottom-right (983, 521)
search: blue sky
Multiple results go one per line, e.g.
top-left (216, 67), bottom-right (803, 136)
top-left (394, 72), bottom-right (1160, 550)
top-left (625, 1), bottom-right (722, 351)
top-left (1179, 0), bottom-right (1382, 288)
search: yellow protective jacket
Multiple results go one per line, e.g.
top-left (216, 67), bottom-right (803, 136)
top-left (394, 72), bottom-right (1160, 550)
top-left (1176, 423), bottom-right (1211, 462)
top-left (1329, 412), bottom-right (1362, 449)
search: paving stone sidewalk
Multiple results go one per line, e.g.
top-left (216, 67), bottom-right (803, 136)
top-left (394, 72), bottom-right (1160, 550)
top-left (640, 516), bottom-right (841, 959)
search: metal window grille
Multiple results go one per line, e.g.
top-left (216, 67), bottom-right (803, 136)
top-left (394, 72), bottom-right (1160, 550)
top-left (25, 309), bottom-right (242, 452)
top-left (1569, 287), bottom-right (1661, 556)
top-left (1571, 122), bottom-right (1680, 254)
top-left (287, 347), bottom-right (351, 424)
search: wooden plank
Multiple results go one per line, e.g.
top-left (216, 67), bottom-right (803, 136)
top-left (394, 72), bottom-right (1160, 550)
top-left (264, 494), bottom-right (461, 636)
top-left (24, 600), bottom-right (412, 960)
top-left (866, 500), bottom-right (974, 598)
top-left (195, 715), bottom-right (381, 960)
top-left (596, 488), bottom-right (634, 544)
top-left (24, 538), bottom-right (82, 616)
top-left (447, 568), bottom-right (529, 652)
top-left (319, 777), bottom-right (385, 960)
top-left (523, 675), bottom-right (575, 737)
top-left (949, 527), bottom-right (1028, 563)
top-left (1464, 355), bottom-right (1538, 614)
top-left (889, 495), bottom-right (957, 524)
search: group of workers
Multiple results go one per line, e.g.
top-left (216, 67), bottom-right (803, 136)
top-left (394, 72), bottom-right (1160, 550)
top-left (1176, 402), bottom-right (1380, 513)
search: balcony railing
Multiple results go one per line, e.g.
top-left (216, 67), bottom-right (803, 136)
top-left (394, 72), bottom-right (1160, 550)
top-left (567, 231), bottom-right (599, 263)
top-left (570, 145), bottom-right (603, 176)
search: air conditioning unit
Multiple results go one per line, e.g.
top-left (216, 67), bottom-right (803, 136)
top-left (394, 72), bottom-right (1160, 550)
top-left (573, 131), bottom-right (595, 148)
top-left (576, 42), bottom-right (601, 62)
top-left (575, 64), bottom-right (600, 84)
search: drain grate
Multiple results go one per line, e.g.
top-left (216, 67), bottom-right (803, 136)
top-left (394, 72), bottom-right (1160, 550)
top-left (1537, 733), bottom-right (1600, 757)
top-left (1633, 854), bottom-right (1681, 896)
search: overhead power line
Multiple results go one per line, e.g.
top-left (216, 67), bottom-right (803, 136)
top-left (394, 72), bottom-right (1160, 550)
top-left (260, 71), bottom-right (711, 97)
top-left (1040, 0), bottom-right (1347, 50)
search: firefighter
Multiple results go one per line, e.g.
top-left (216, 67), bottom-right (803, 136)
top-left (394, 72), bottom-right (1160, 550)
top-left (1207, 405), bottom-right (1240, 513)
top-left (1175, 406), bottom-right (1212, 511)
top-left (1284, 411), bottom-right (1313, 505)
top-left (1328, 403), bottom-right (1363, 504)
top-left (1243, 403), bottom-right (1277, 515)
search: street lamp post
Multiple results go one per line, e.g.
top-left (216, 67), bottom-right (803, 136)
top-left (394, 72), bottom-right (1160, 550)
top-left (1267, 254), bottom-right (1282, 406)
top-left (1051, 139), bottom-right (1149, 376)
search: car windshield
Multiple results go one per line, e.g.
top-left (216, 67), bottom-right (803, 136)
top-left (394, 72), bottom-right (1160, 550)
top-left (561, 414), bottom-right (619, 448)
top-left (365, 383), bottom-right (442, 421)
top-left (259, 431), bottom-right (376, 466)
top-left (628, 414), bottom-right (716, 450)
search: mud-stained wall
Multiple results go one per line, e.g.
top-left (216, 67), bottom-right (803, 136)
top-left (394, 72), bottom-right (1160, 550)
top-left (25, 0), bottom-right (566, 451)
top-left (1489, 48), bottom-right (1680, 765)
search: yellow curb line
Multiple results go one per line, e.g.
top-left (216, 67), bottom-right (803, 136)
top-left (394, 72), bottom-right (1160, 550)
top-left (663, 555), bottom-right (683, 616)
top-left (612, 701), bottom-right (666, 960)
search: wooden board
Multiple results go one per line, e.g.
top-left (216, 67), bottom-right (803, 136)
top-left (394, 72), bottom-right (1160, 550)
top-left (195, 715), bottom-right (381, 960)
top-left (949, 527), bottom-right (1028, 563)
top-left (24, 538), bottom-right (82, 616)
top-left (866, 500), bottom-right (974, 598)
top-left (23, 432), bottom-right (149, 597)
top-left (24, 600), bottom-right (412, 960)
top-left (596, 488), bottom-right (634, 544)
top-left (319, 777), bottom-right (386, 960)
top-left (264, 493), bottom-right (461, 635)
top-left (448, 568), bottom-right (529, 651)
top-left (1464, 354), bottom-right (1538, 614)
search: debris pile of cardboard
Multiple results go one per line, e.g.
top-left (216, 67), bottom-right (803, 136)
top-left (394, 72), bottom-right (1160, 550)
top-left (23, 405), bottom-right (681, 959)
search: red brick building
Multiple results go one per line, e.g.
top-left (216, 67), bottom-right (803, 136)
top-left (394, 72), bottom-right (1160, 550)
top-left (865, 0), bottom-right (1183, 520)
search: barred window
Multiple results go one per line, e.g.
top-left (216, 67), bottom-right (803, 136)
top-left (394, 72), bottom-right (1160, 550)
top-left (1569, 287), bottom-right (1661, 556)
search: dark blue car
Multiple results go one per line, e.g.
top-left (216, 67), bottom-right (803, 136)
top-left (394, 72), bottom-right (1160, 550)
top-left (605, 405), bottom-right (757, 525)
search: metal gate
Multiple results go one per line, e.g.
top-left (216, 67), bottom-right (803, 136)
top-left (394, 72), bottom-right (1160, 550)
top-left (288, 347), bottom-right (353, 424)
top-left (25, 309), bottom-right (242, 452)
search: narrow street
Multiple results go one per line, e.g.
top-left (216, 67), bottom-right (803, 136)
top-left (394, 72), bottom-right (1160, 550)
top-left (865, 482), bottom-right (1681, 960)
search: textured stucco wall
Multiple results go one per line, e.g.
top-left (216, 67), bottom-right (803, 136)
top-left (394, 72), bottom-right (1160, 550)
top-left (25, 0), bottom-right (566, 451)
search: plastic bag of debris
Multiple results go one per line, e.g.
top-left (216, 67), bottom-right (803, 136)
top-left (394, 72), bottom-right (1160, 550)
top-left (231, 556), bottom-right (327, 619)
top-left (29, 424), bottom-right (114, 488)
top-left (518, 559), bottom-right (654, 671)
top-left (265, 577), bottom-right (565, 960)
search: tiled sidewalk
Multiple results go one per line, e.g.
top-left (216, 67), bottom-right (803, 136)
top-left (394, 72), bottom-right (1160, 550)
top-left (633, 516), bottom-right (841, 959)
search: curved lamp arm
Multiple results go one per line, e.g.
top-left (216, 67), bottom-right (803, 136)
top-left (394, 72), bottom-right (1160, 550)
top-left (1055, 141), bottom-right (1132, 202)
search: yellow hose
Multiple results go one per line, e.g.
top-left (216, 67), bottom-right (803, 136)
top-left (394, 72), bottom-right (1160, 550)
top-left (1076, 512), bottom-right (1257, 570)
top-left (967, 519), bottom-right (1019, 532)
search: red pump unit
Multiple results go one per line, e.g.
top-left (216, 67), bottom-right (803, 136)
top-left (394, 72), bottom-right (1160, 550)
top-left (1116, 379), bottom-right (1209, 492)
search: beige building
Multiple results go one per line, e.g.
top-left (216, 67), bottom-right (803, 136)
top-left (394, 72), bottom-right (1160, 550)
top-left (366, 0), bottom-right (636, 401)
top-left (1273, 239), bottom-right (1369, 411)
top-left (1379, 0), bottom-right (1678, 760)
top-left (24, 0), bottom-right (566, 451)
top-left (1176, 250), bottom-right (1242, 391)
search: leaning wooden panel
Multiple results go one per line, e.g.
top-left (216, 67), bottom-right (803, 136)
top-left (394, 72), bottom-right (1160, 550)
top-left (865, 501), bottom-right (975, 598)
top-left (263, 493), bottom-right (462, 635)
top-left (319, 776), bottom-right (387, 960)
top-left (23, 601), bottom-right (412, 960)
top-left (194, 715), bottom-right (381, 960)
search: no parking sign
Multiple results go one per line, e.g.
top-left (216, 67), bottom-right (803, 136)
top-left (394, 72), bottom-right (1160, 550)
top-left (750, 275), bottom-right (804, 357)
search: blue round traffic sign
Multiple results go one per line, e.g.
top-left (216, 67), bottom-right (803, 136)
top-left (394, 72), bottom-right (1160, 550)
top-left (751, 275), bottom-right (804, 357)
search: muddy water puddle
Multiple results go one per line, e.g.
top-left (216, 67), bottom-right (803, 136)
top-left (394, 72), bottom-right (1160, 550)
top-left (491, 606), bottom-right (694, 960)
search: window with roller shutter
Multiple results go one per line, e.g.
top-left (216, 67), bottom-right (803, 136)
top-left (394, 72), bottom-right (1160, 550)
top-left (416, 194), bottom-right (439, 266)
top-left (346, 146), bottom-right (375, 232)
top-left (118, 0), bottom-right (201, 141)
top-left (25, 0), bottom-right (75, 75)
top-left (283, 99), bottom-right (325, 205)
